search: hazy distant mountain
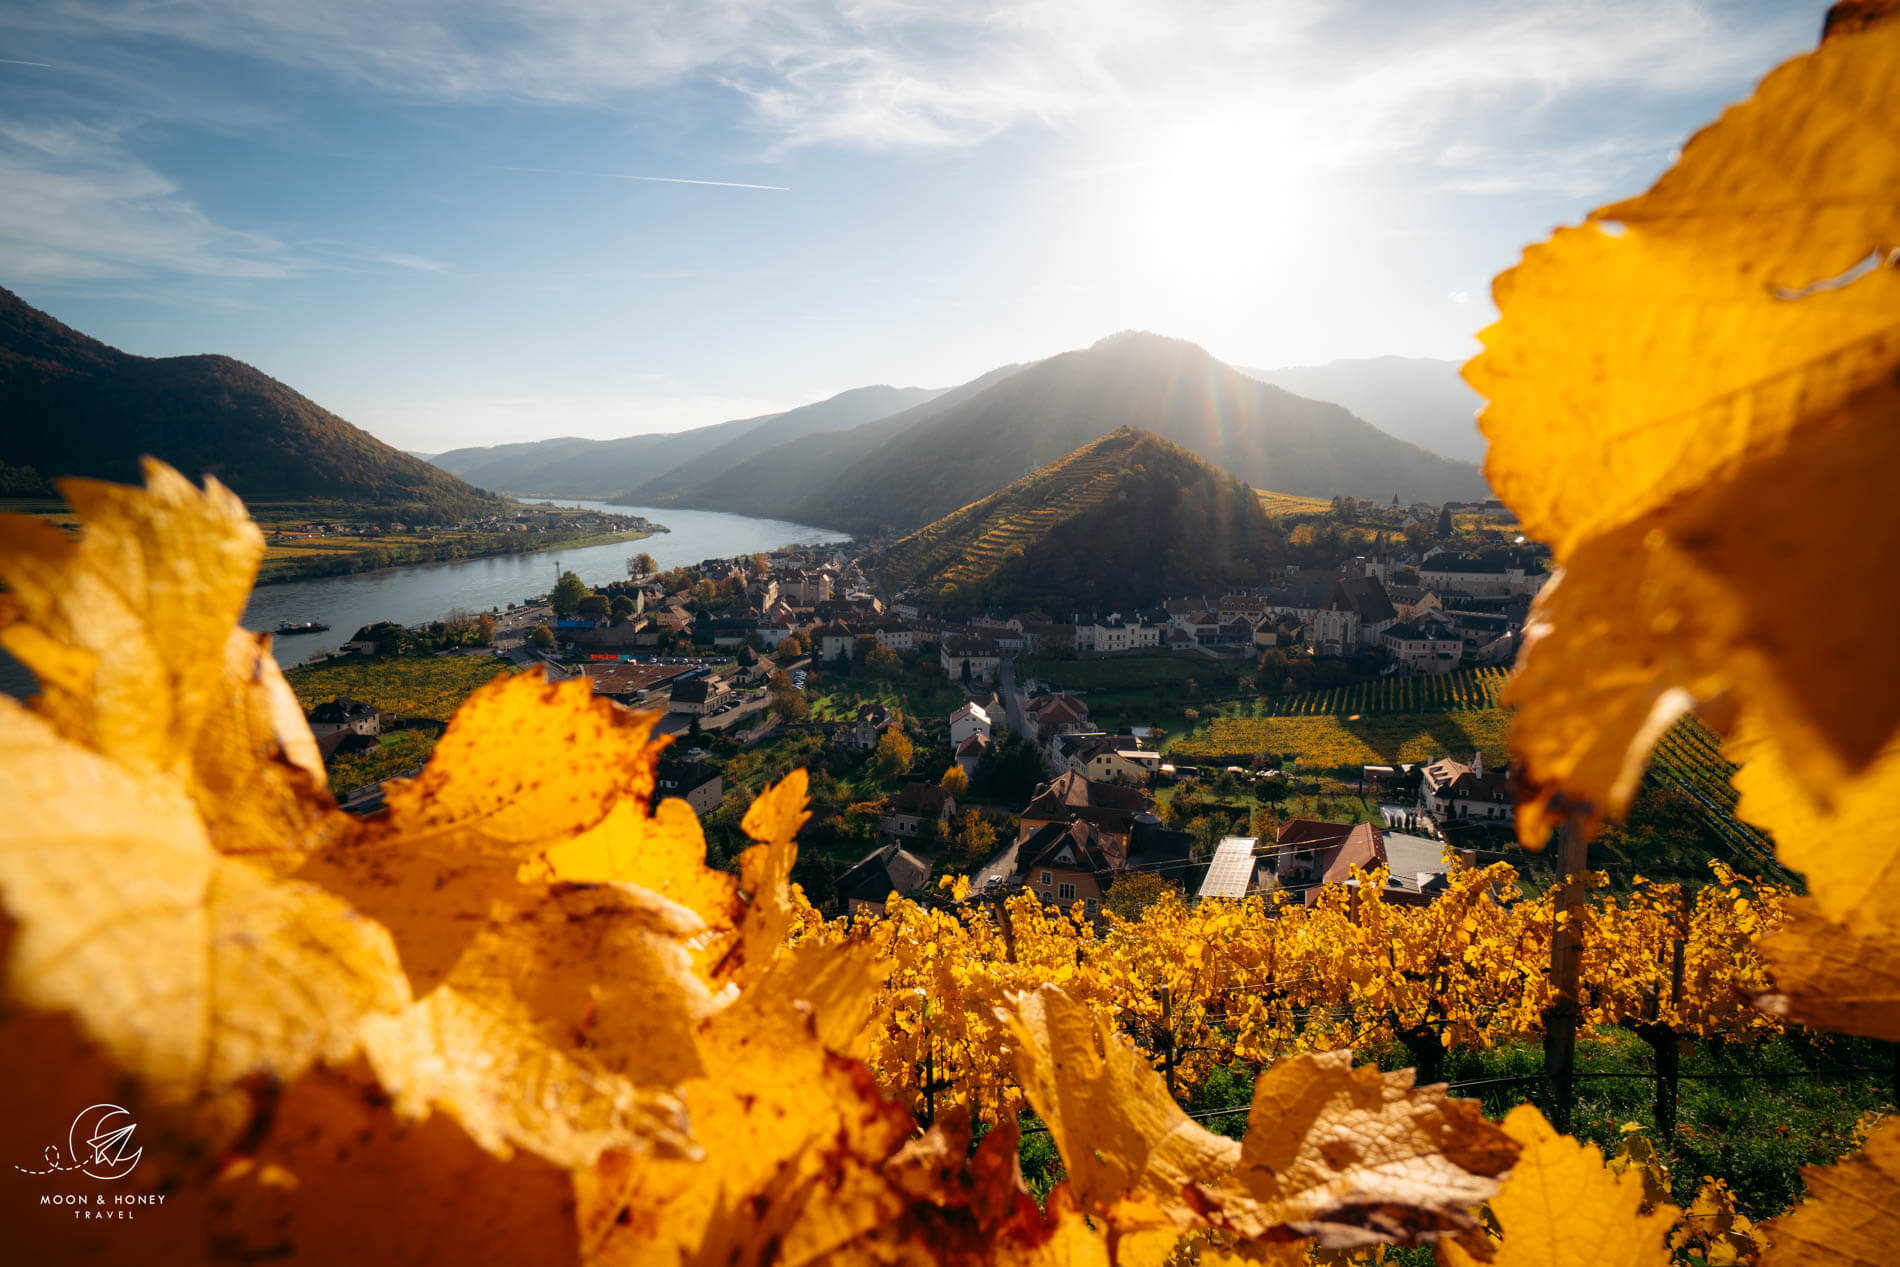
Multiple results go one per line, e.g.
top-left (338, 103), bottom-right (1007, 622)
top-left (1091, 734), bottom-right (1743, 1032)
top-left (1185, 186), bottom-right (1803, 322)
top-left (665, 332), bottom-right (1488, 535)
top-left (1240, 356), bottom-right (1487, 463)
top-left (428, 384), bottom-right (944, 500)
top-left (0, 287), bottom-right (499, 520)
top-left (877, 428), bottom-right (1279, 613)
top-left (622, 362), bottom-right (1027, 511)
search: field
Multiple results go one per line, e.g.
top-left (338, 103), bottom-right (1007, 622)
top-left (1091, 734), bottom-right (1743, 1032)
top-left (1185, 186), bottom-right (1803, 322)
top-left (285, 653), bottom-right (516, 721)
top-left (1168, 708), bottom-right (1512, 769)
top-left (1254, 489), bottom-right (1333, 517)
top-left (1168, 666), bottom-right (1512, 768)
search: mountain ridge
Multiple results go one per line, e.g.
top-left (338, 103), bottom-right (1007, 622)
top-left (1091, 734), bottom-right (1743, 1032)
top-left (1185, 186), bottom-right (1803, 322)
top-left (0, 286), bottom-right (500, 520)
top-left (1241, 355), bottom-right (1487, 463)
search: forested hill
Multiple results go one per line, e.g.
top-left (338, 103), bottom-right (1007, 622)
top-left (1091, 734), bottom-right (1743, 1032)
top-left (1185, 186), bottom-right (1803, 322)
top-left (645, 331), bottom-right (1490, 535)
top-left (0, 287), bottom-right (500, 520)
top-left (875, 428), bottom-right (1282, 613)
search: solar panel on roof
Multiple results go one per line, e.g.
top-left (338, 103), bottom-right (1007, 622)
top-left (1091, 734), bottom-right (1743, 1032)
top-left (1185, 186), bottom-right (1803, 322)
top-left (1197, 836), bottom-right (1258, 900)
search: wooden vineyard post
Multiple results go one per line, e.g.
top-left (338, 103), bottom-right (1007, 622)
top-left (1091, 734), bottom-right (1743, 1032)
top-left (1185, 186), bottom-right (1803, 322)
top-left (1543, 822), bottom-right (1587, 1134)
top-left (1158, 985), bottom-right (1177, 1100)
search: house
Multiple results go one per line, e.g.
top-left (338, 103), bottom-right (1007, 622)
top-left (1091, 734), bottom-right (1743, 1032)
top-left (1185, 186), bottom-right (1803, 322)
top-left (1074, 613), bottom-right (1162, 654)
top-left (581, 661), bottom-right (691, 703)
top-left (668, 675), bottom-right (733, 715)
top-left (872, 621), bottom-right (923, 653)
top-left (954, 731), bottom-right (991, 778)
top-left (1334, 577), bottom-right (1399, 649)
top-left (817, 621), bottom-right (858, 661)
top-left (989, 819), bottom-right (1116, 916)
top-left (1385, 585), bottom-right (1442, 622)
top-left (1418, 752), bottom-right (1514, 824)
top-left (1383, 622), bottom-right (1465, 674)
top-left (1418, 553), bottom-right (1550, 597)
top-left (837, 844), bottom-right (933, 916)
top-left (948, 701), bottom-right (993, 748)
top-left (854, 703), bottom-right (897, 750)
top-left (1273, 820), bottom-right (1384, 893)
top-left (1060, 733), bottom-right (1159, 785)
top-left (1017, 770), bottom-right (1149, 860)
top-left (1020, 692), bottom-right (1088, 744)
top-left (655, 758), bottom-right (723, 816)
top-left (1374, 832), bottom-right (1453, 905)
top-left (307, 697), bottom-right (384, 738)
top-left (880, 783), bottom-right (957, 839)
top-left (940, 633), bottom-right (1001, 683)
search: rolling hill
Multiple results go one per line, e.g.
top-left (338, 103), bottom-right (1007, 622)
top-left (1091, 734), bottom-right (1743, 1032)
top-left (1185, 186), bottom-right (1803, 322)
top-left (0, 286), bottom-right (499, 520)
top-left (1241, 356), bottom-right (1487, 463)
top-left (429, 383), bottom-right (944, 500)
top-left (874, 428), bottom-right (1282, 613)
top-left (632, 333), bottom-right (1489, 535)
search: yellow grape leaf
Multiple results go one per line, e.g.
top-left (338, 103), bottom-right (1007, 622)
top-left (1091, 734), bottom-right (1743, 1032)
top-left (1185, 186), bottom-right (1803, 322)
top-left (1727, 726), bottom-right (1900, 1038)
top-left (577, 941), bottom-right (908, 1267)
top-left (1235, 1051), bottom-right (1518, 1246)
top-left (299, 671), bottom-right (720, 1166)
top-left (356, 882), bottom-right (711, 1167)
top-left (999, 985), bottom-right (1515, 1247)
top-left (1761, 1117), bottom-right (1900, 1266)
top-left (0, 462), bottom-right (349, 859)
top-left (718, 769), bottom-right (812, 984)
top-left (535, 794), bottom-right (741, 932)
top-left (998, 982), bottom-right (1241, 1234)
top-left (1464, 15), bottom-right (1900, 842)
top-left (0, 699), bottom-right (408, 1103)
top-left (1444, 1105), bottom-right (1675, 1267)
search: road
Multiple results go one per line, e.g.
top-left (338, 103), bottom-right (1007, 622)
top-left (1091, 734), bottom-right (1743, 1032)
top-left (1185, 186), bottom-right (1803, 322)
top-left (997, 656), bottom-right (1026, 736)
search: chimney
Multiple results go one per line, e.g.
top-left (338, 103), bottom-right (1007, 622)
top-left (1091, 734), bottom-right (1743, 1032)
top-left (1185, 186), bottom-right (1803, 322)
top-left (1471, 750), bottom-right (1483, 777)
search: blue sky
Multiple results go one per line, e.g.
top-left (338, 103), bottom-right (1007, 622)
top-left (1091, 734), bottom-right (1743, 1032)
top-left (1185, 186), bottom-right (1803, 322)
top-left (0, 1), bottom-right (1822, 450)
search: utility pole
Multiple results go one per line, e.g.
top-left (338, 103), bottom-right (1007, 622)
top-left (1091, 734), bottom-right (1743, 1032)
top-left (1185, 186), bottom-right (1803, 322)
top-left (1543, 821), bottom-right (1586, 1133)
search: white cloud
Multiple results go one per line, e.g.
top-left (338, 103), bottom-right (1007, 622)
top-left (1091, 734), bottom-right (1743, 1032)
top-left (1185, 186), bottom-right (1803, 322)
top-left (0, 119), bottom-right (296, 280)
top-left (1448, 290), bottom-right (1470, 304)
top-left (6, 1), bottom-right (1818, 161)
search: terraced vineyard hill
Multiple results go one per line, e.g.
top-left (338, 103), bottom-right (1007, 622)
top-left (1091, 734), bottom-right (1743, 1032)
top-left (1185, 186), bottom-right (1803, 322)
top-left (876, 428), bottom-right (1280, 613)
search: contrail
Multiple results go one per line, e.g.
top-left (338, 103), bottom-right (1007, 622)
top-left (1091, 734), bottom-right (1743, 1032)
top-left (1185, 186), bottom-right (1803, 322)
top-left (0, 59), bottom-right (54, 67)
top-left (488, 164), bottom-right (787, 191)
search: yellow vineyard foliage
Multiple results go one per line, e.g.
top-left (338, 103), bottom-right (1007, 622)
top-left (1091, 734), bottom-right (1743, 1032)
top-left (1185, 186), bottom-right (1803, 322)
top-left (0, 464), bottom-right (1522, 1262)
top-left (0, 6), bottom-right (1895, 1265)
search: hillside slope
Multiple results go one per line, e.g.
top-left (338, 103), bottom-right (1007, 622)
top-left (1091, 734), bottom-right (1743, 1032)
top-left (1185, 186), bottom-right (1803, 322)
top-left (876, 428), bottom-right (1281, 613)
top-left (653, 333), bottom-right (1488, 535)
top-left (0, 287), bottom-right (499, 520)
top-left (431, 384), bottom-right (943, 500)
top-left (621, 363), bottom-right (1026, 511)
top-left (1242, 356), bottom-right (1487, 463)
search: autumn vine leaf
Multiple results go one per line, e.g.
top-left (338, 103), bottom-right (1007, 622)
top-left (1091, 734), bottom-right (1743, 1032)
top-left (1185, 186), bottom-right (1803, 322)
top-left (1465, 13), bottom-right (1900, 845)
top-left (1442, 1105), bottom-right (1676, 1267)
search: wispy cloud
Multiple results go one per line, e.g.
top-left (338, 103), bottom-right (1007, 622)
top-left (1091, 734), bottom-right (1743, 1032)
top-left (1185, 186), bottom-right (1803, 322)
top-left (0, 58), bottom-right (55, 67)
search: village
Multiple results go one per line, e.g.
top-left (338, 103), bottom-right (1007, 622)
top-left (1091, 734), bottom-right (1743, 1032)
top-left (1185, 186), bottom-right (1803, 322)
top-left (293, 508), bottom-right (1548, 921)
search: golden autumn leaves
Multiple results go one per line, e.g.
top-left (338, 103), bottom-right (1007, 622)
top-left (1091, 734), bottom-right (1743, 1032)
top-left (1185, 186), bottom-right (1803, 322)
top-left (0, 463), bottom-right (1527, 1263)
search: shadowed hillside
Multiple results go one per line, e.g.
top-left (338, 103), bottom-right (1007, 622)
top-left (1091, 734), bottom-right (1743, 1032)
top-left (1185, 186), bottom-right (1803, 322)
top-left (876, 427), bottom-right (1283, 613)
top-left (642, 332), bottom-right (1489, 534)
top-left (1242, 355), bottom-right (1487, 463)
top-left (0, 287), bottom-right (499, 521)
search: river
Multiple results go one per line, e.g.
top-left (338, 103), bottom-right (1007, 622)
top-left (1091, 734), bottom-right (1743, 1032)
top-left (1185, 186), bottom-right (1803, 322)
top-left (235, 500), bottom-right (849, 667)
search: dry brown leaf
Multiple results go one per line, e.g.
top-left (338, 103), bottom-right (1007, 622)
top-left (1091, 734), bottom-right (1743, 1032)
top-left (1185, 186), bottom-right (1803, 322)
top-left (1442, 1105), bottom-right (1675, 1267)
top-left (1762, 1117), bottom-right (1900, 1266)
top-left (1464, 16), bottom-right (1900, 842)
top-left (1236, 1051), bottom-right (1517, 1246)
top-left (999, 985), bottom-right (1515, 1248)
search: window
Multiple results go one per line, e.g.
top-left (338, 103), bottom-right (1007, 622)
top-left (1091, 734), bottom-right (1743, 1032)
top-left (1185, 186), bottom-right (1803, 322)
top-left (1040, 870), bottom-right (1053, 886)
top-left (1058, 883), bottom-right (1076, 901)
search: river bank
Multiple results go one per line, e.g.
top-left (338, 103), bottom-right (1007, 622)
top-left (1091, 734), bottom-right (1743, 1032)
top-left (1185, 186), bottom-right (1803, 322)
top-left (255, 523), bottom-right (663, 585)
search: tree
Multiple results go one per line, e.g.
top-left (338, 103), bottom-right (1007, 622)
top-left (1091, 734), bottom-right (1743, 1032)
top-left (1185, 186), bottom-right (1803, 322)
top-left (528, 625), bottom-right (555, 651)
top-left (1435, 507), bottom-right (1455, 538)
top-left (577, 594), bottom-right (610, 618)
top-left (1103, 872), bottom-right (1169, 922)
top-left (475, 613), bottom-right (497, 646)
top-left (939, 765), bottom-right (970, 797)
top-left (944, 810), bottom-right (998, 871)
top-left (627, 551), bottom-right (657, 578)
top-left (551, 569), bottom-right (588, 616)
top-left (869, 730), bottom-right (914, 778)
top-left (779, 634), bottom-right (806, 659)
top-left (373, 624), bottom-right (408, 657)
top-left (609, 595), bottom-right (636, 623)
top-left (865, 645), bottom-right (903, 679)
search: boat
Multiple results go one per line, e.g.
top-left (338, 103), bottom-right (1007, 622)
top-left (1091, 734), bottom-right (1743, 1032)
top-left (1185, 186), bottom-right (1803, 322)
top-left (275, 620), bottom-right (331, 636)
